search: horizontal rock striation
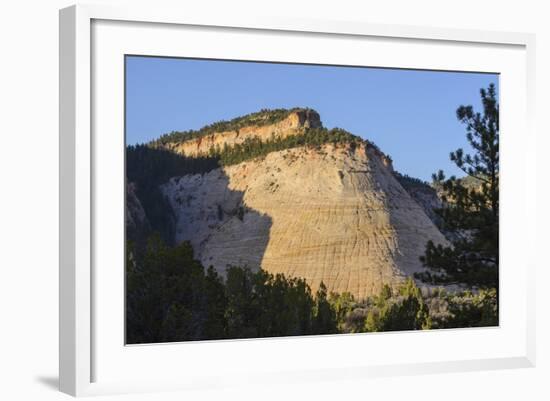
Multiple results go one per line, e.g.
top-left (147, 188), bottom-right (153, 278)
top-left (158, 109), bottom-right (322, 157)
top-left (161, 142), bottom-right (448, 299)
top-left (126, 182), bottom-right (150, 243)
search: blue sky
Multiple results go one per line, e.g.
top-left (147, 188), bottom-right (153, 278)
top-left (126, 56), bottom-right (498, 182)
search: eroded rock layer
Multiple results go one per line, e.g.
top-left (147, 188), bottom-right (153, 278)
top-left (159, 109), bottom-right (322, 157)
top-left (162, 142), bottom-right (447, 299)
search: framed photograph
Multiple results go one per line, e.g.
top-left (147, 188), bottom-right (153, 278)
top-left (59, 4), bottom-right (536, 396)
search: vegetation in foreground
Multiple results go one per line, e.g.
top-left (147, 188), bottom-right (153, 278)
top-left (126, 235), bottom-right (497, 344)
top-left (417, 84), bottom-right (499, 289)
top-left (126, 86), bottom-right (500, 344)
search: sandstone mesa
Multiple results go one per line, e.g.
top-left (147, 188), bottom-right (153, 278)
top-left (130, 109), bottom-right (449, 299)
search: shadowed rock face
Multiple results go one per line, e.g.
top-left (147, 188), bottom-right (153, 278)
top-left (126, 182), bottom-right (151, 244)
top-left (162, 142), bottom-right (448, 299)
top-left (161, 169), bottom-right (273, 273)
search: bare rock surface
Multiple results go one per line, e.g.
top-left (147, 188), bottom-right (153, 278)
top-left (126, 182), bottom-right (150, 242)
top-left (160, 109), bottom-right (322, 157)
top-left (162, 142), bottom-right (448, 299)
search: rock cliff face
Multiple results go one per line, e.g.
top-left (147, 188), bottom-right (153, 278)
top-left (161, 139), bottom-right (448, 299)
top-left (393, 173), bottom-right (444, 228)
top-left (160, 109), bottom-right (322, 157)
top-left (126, 182), bottom-right (150, 243)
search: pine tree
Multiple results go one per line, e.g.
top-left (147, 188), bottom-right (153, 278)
top-left (312, 282), bottom-right (338, 334)
top-left (417, 84), bottom-right (499, 289)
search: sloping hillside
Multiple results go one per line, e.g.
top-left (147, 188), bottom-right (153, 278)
top-left (129, 108), bottom-right (448, 299)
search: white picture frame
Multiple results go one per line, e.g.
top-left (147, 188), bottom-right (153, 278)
top-left (59, 3), bottom-right (536, 397)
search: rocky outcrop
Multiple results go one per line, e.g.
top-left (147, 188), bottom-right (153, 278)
top-left (160, 109), bottom-right (322, 157)
top-left (161, 142), bottom-right (448, 299)
top-left (394, 173), bottom-right (444, 228)
top-left (126, 182), bottom-right (151, 243)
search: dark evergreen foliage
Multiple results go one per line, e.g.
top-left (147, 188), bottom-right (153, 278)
top-left (125, 101), bottom-right (500, 343)
top-left (126, 126), bottom-right (371, 244)
top-left (126, 236), bottom-right (217, 343)
top-left (214, 127), bottom-right (365, 166)
top-left (126, 145), bottom-right (220, 244)
top-left (416, 84), bottom-right (499, 289)
top-left (126, 235), bottom-right (338, 343)
top-left (151, 108), bottom-right (316, 146)
top-left (393, 171), bottom-right (431, 190)
top-left (126, 235), bottom-right (498, 344)
top-left (312, 283), bottom-right (338, 334)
